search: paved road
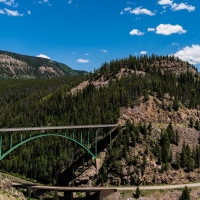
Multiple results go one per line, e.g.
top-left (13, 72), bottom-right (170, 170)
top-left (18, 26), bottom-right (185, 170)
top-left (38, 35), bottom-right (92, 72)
top-left (12, 182), bottom-right (200, 191)
top-left (116, 182), bottom-right (200, 190)
top-left (0, 124), bottom-right (123, 132)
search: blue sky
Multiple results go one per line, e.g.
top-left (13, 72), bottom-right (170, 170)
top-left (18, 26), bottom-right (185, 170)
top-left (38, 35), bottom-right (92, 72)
top-left (0, 0), bottom-right (200, 72)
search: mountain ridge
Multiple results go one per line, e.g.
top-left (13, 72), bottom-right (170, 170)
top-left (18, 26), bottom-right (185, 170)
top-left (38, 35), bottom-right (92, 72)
top-left (0, 50), bottom-right (88, 79)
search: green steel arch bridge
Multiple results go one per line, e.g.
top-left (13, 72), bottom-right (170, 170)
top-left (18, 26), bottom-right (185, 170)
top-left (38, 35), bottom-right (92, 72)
top-left (0, 124), bottom-right (121, 161)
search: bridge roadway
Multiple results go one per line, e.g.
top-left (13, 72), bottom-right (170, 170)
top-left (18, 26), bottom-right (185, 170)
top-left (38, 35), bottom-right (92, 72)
top-left (12, 182), bottom-right (200, 191)
top-left (0, 124), bottom-right (122, 132)
top-left (12, 182), bottom-right (200, 200)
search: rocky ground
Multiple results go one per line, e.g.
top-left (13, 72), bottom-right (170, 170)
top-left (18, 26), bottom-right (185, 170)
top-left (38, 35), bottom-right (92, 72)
top-left (116, 187), bottom-right (200, 200)
top-left (0, 175), bottom-right (26, 200)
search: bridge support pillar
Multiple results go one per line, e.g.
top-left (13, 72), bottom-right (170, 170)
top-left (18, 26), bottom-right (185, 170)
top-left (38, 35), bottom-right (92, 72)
top-left (86, 192), bottom-right (90, 198)
top-left (64, 191), bottom-right (73, 200)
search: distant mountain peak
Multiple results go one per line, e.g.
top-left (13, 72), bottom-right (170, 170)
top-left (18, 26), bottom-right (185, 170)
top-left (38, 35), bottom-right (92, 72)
top-left (0, 50), bottom-right (88, 79)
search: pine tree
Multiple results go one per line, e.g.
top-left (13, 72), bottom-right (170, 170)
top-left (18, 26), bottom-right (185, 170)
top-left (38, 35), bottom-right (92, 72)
top-left (189, 118), bottom-right (194, 128)
top-left (172, 98), bottom-right (179, 111)
top-left (179, 186), bottom-right (190, 200)
top-left (194, 119), bottom-right (200, 130)
top-left (134, 187), bottom-right (141, 198)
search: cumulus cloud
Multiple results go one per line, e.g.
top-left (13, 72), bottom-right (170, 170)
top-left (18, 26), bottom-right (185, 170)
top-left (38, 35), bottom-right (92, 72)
top-left (76, 59), bottom-right (89, 63)
top-left (27, 10), bottom-right (31, 14)
top-left (124, 7), bottom-right (132, 11)
top-left (171, 3), bottom-right (195, 12)
top-left (174, 45), bottom-right (200, 65)
top-left (0, 9), bottom-right (5, 14)
top-left (36, 54), bottom-right (50, 59)
top-left (140, 51), bottom-right (147, 55)
top-left (121, 6), bottom-right (155, 16)
top-left (155, 24), bottom-right (186, 35)
top-left (101, 49), bottom-right (108, 53)
top-left (148, 28), bottom-right (155, 32)
top-left (68, 0), bottom-right (72, 4)
top-left (0, 0), bottom-right (17, 6)
top-left (158, 0), bottom-right (195, 12)
top-left (130, 6), bottom-right (155, 16)
top-left (158, 0), bottom-right (173, 5)
top-left (129, 29), bottom-right (144, 36)
top-left (4, 8), bottom-right (23, 16)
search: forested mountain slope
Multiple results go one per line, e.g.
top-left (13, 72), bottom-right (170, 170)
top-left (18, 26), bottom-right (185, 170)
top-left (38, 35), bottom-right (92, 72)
top-left (0, 50), bottom-right (87, 79)
top-left (0, 54), bottom-right (200, 186)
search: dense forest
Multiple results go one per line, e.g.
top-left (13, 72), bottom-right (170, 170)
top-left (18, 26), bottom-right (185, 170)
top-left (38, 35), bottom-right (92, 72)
top-left (0, 54), bottom-right (200, 185)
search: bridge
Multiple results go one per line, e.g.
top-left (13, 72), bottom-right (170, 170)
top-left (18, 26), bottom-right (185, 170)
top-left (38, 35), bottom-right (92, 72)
top-left (12, 183), bottom-right (117, 200)
top-left (0, 124), bottom-right (121, 161)
top-left (12, 181), bottom-right (200, 200)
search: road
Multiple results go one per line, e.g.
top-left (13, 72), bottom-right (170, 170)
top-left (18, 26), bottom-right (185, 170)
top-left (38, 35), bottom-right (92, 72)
top-left (0, 124), bottom-right (122, 132)
top-left (116, 182), bottom-right (200, 190)
top-left (12, 182), bottom-right (200, 191)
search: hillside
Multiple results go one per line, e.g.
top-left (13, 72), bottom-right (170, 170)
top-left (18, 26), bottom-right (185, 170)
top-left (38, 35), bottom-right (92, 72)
top-left (0, 50), bottom-right (87, 79)
top-left (0, 174), bottom-right (26, 200)
top-left (0, 54), bottom-right (200, 192)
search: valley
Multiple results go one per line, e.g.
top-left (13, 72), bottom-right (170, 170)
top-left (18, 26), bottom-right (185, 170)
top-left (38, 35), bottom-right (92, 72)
top-left (0, 51), bottom-right (200, 199)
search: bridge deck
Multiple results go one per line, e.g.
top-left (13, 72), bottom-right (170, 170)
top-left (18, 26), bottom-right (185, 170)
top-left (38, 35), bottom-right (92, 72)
top-left (12, 183), bottom-right (116, 192)
top-left (0, 124), bottom-right (122, 132)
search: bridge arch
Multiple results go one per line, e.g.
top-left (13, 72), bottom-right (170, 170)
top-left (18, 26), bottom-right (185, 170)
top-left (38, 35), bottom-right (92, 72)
top-left (0, 133), bottom-right (96, 161)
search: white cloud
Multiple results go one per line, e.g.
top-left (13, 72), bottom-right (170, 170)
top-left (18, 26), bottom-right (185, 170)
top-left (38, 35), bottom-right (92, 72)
top-left (4, 8), bottom-right (23, 16)
top-left (34, 0), bottom-right (50, 5)
top-left (129, 29), bottom-right (144, 36)
top-left (135, 17), bottom-right (141, 20)
top-left (0, 0), bottom-right (18, 6)
top-left (27, 10), bottom-right (31, 14)
top-left (148, 28), bottom-right (155, 32)
top-left (124, 7), bottom-right (131, 11)
top-left (174, 45), bottom-right (200, 64)
top-left (76, 59), bottom-right (89, 63)
top-left (121, 6), bottom-right (155, 16)
top-left (68, 0), bottom-right (72, 4)
top-left (130, 6), bottom-right (155, 16)
top-left (171, 3), bottom-right (195, 12)
top-left (0, 9), bottom-right (5, 14)
top-left (127, 1), bottom-right (136, 4)
top-left (172, 42), bottom-right (179, 45)
top-left (155, 24), bottom-right (187, 35)
top-left (101, 49), bottom-right (108, 53)
top-left (158, 0), bottom-right (173, 5)
top-left (140, 51), bottom-right (147, 55)
top-left (36, 54), bottom-right (50, 59)
top-left (158, 0), bottom-right (195, 12)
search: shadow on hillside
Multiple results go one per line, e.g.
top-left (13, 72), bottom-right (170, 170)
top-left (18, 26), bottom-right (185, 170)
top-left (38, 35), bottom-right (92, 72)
top-left (57, 128), bottom-right (118, 186)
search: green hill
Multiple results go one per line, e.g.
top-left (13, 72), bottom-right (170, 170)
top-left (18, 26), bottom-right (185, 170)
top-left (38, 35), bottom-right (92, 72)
top-left (0, 50), bottom-right (88, 79)
top-left (0, 54), bottom-right (200, 187)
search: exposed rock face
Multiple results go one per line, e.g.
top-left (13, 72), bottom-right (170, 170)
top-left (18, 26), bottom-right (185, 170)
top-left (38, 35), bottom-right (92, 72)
top-left (74, 165), bottom-right (99, 186)
top-left (0, 175), bottom-right (26, 200)
top-left (0, 52), bottom-right (82, 78)
top-left (0, 54), bottom-right (31, 76)
top-left (150, 60), bottom-right (197, 75)
top-left (118, 95), bottom-right (200, 125)
top-left (103, 192), bottom-right (122, 200)
top-left (0, 54), bottom-right (65, 78)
